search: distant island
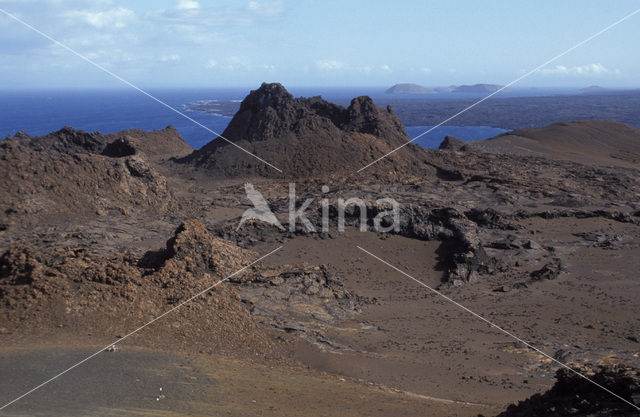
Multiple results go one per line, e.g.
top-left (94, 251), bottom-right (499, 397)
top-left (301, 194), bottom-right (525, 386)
top-left (386, 83), bottom-right (506, 94)
top-left (385, 83), bottom-right (435, 94)
top-left (579, 85), bottom-right (611, 94)
top-left (451, 83), bottom-right (506, 93)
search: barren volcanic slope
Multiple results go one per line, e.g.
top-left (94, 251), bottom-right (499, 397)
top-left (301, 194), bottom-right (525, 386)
top-left (1, 83), bottom-right (640, 416)
top-left (179, 82), bottom-right (431, 178)
top-left (470, 120), bottom-right (640, 168)
top-left (0, 127), bottom-right (179, 230)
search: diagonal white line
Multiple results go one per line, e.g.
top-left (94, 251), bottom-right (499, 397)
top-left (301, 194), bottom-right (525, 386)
top-left (357, 7), bottom-right (640, 173)
top-left (356, 245), bottom-right (640, 411)
top-left (0, 8), bottom-right (283, 173)
top-left (0, 246), bottom-right (282, 411)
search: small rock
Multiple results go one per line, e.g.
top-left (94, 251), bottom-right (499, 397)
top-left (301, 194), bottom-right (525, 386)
top-left (270, 276), bottom-right (284, 286)
top-left (530, 260), bottom-right (564, 281)
top-left (304, 284), bottom-right (320, 295)
top-left (523, 239), bottom-right (542, 250)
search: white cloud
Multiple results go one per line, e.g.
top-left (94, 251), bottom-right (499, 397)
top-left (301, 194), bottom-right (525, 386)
top-left (177, 0), bottom-right (200, 10)
top-left (247, 1), bottom-right (284, 16)
top-left (316, 59), bottom-right (344, 70)
top-left (148, 1), bottom-right (284, 27)
top-left (79, 47), bottom-right (137, 67)
top-left (161, 54), bottom-right (181, 62)
top-left (226, 55), bottom-right (251, 70)
top-left (204, 56), bottom-right (252, 71)
top-left (380, 64), bottom-right (391, 72)
top-left (420, 67), bottom-right (431, 73)
top-left (65, 7), bottom-right (135, 29)
top-left (540, 63), bottom-right (619, 76)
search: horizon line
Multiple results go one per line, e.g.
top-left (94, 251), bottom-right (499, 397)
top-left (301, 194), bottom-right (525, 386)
top-left (1, 84), bottom-right (639, 91)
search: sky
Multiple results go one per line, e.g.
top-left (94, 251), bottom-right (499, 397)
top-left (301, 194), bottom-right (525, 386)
top-left (0, 0), bottom-right (638, 89)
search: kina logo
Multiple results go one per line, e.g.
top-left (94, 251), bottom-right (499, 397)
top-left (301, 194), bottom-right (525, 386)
top-left (237, 183), bottom-right (285, 231)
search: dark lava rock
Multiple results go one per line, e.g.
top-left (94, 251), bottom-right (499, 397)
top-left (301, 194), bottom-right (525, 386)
top-left (490, 235), bottom-right (525, 250)
top-left (10, 126), bottom-right (107, 155)
top-left (489, 235), bottom-right (541, 250)
top-left (439, 135), bottom-right (465, 151)
top-left (106, 126), bottom-right (193, 163)
top-left (494, 364), bottom-right (640, 416)
top-left (530, 260), bottom-right (565, 281)
top-left (574, 231), bottom-right (625, 249)
top-left (125, 157), bottom-right (154, 179)
top-left (394, 206), bottom-right (494, 284)
top-left (102, 137), bottom-right (136, 157)
top-left (465, 208), bottom-right (520, 230)
top-left (343, 96), bottom-right (408, 141)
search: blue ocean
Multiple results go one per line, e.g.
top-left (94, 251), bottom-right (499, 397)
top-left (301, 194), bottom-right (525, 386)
top-left (0, 88), bottom-right (508, 149)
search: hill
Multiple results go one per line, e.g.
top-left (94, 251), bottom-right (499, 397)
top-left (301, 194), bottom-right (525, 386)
top-left (452, 83), bottom-right (506, 93)
top-left (579, 85), bottom-right (611, 94)
top-left (385, 83), bottom-right (506, 95)
top-left (179, 82), bottom-right (432, 178)
top-left (385, 83), bottom-right (435, 94)
top-left (105, 126), bottom-right (193, 163)
top-left (468, 120), bottom-right (640, 168)
top-left (0, 127), bottom-right (187, 227)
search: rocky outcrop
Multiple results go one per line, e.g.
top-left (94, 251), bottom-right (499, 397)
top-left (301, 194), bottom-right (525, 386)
top-left (529, 259), bottom-right (565, 282)
top-left (0, 127), bottom-right (177, 226)
top-left (101, 137), bottom-right (136, 157)
top-left (6, 126), bottom-right (106, 154)
top-left (229, 262), bottom-right (362, 349)
top-left (179, 82), bottom-right (432, 178)
top-left (439, 135), bottom-right (465, 151)
top-left (147, 219), bottom-right (260, 282)
top-left (0, 220), bottom-right (276, 356)
top-left (395, 206), bottom-right (493, 285)
top-left (495, 364), bottom-right (640, 416)
top-left (105, 126), bottom-right (193, 163)
top-left (298, 201), bottom-right (496, 285)
top-left (0, 217), bottom-right (368, 355)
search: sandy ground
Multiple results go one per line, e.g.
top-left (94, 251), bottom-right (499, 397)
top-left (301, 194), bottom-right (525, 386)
top-left (251, 221), bottom-right (639, 409)
top-left (0, 345), bottom-right (486, 417)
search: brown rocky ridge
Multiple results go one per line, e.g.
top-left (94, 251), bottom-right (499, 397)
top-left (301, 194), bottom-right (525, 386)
top-left (179, 82), bottom-right (432, 178)
top-left (0, 219), bottom-right (279, 357)
top-left (0, 126), bottom-right (178, 228)
top-left (469, 120), bottom-right (640, 168)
